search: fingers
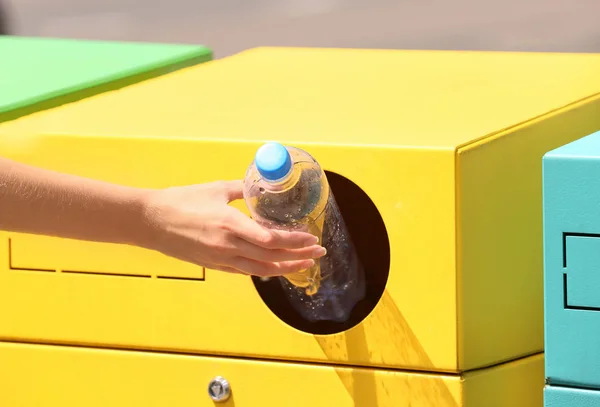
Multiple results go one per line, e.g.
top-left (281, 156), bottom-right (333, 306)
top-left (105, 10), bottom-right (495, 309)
top-left (225, 209), bottom-right (318, 249)
top-left (234, 237), bottom-right (326, 262)
top-left (201, 261), bottom-right (245, 275)
top-left (204, 258), bottom-right (315, 278)
top-left (260, 229), bottom-right (320, 249)
top-left (229, 257), bottom-right (316, 277)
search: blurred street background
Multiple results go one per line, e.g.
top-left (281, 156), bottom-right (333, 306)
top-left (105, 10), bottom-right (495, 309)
top-left (2, 0), bottom-right (600, 58)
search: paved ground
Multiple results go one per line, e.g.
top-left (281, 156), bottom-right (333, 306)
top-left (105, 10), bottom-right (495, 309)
top-left (2, 0), bottom-right (600, 57)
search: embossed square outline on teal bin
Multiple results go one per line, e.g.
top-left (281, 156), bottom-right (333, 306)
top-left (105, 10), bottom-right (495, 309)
top-left (545, 385), bottom-right (600, 407)
top-left (543, 130), bottom-right (600, 390)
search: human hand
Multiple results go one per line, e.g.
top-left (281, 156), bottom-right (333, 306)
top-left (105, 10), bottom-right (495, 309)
top-left (140, 180), bottom-right (326, 277)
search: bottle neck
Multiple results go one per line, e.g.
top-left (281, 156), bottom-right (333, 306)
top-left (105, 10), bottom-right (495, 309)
top-left (262, 165), bottom-right (300, 193)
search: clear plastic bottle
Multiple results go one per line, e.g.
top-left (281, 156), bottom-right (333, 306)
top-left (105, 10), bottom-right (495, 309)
top-left (243, 142), bottom-right (366, 323)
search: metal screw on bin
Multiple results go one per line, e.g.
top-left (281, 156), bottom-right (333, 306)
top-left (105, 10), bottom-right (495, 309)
top-left (208, 376), bottom-right (231, 402)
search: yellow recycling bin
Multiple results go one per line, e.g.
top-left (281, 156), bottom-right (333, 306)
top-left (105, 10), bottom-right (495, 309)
top-left (0, 47), bottom-right (599, 406)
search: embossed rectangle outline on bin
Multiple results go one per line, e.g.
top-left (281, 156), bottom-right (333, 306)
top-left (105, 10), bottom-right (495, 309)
top-left (562, 232), bottom-right (600, 311)
top-left (7, 238), bottom-right (205, 281)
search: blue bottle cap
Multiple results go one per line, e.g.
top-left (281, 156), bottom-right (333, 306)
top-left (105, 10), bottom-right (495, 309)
top-left (255, 142), bottom-right (293, 182)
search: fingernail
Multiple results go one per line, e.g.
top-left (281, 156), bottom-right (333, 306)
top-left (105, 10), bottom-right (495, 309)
top-left (305, 235), bottom-right (319, 245)
top-left (312, 247), bottom-right (327, 257)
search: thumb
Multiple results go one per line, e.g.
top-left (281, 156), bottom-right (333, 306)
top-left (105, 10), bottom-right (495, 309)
top-left (219, 180), bottom-right (244, 202)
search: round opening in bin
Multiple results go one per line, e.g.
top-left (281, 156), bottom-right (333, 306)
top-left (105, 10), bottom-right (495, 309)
top-left (252, 171), bottom-right (390, 335)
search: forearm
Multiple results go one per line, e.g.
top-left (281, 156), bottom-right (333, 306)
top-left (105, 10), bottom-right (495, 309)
top-left (0, 156), bottom-right (151, 246)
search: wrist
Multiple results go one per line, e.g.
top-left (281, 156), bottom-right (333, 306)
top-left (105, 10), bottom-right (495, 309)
top-left (116, 186), bottom-right (158, 248)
